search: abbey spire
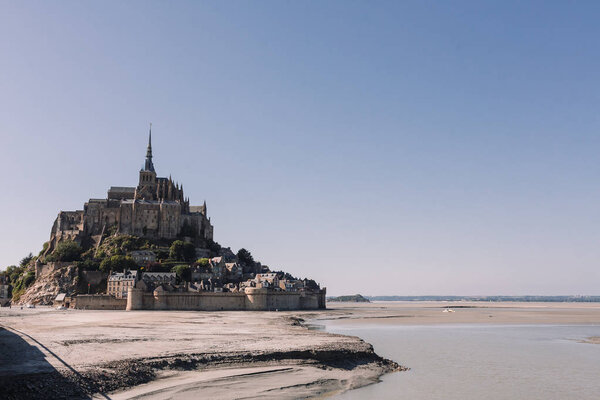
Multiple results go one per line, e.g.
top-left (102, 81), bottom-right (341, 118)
top-left (144, 123), bottom-right (155, 172)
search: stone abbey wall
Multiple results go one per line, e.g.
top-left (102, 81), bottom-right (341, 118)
top-left (126, 287), bottom-right (326, 311)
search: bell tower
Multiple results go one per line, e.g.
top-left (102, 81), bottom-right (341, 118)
top-left (138, 124), bottom-right (157, 199)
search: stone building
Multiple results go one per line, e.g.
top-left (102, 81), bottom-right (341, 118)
top-left (47, 128), bottom-right (214, 252)
top-left (141, 272), bottom-right (176, 286)
top-left (107, 270), bottom-right (138, 298)
top-left (129, 250), bottom-right (156, 266)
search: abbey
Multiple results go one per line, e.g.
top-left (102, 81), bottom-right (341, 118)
top-left (48, 129), bottom-right (213, 252)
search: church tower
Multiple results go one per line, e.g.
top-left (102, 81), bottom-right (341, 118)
top-left (137, 125), bottom-right (157, 199)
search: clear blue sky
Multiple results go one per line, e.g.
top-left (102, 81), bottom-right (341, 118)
top-left (1, 1), bottom-right (599, 295)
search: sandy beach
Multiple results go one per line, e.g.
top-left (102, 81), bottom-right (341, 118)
top-left (0, 307), bottom-right (400, 400)
top-left (1, 301), bottom-right (599, 399)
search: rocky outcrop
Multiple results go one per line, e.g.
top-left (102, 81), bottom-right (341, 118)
top-left (17, 263), bottom-right (79, 305)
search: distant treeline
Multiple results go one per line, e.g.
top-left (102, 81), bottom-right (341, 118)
top-left (367, 295), bottom-right (600, 302)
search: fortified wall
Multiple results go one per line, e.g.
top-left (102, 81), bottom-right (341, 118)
top-left (73, 294), bottom-right (127, 310)
top-left (126, 287), bottom-right (326, 311)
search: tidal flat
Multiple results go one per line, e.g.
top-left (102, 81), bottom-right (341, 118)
top-left (2, 302), bottom-right (600, 399)
top-left (0, 307), bottom-right (401, 399)
top-left (319, 302), bottom-right (600, 400)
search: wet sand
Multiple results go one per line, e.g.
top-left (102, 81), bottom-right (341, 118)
top-left (1, 302), bottom-right (599, 399)
top-left (321, 301), bottom-right (600, 326)
top-left (0, 307), bottom-right (400, 399)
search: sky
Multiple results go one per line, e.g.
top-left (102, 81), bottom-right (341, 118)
top-left (1, 1), bottom-right (599, 296)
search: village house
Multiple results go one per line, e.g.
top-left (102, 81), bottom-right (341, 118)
top-left (191, 264), bottom-right (213, 281)
top-left (239, 279), bottom-right (256, 290)
top-left (142, 272), bottom-right (176, 285)
top-left (255, 273), bottom-right (280, 289)
top-left (208, 257), bottom-right (226, 280)
top-left (225, 262), bottom-right (242, 281)
top-left (279, 280), bottom-right (297, 292)
top-left (190, 256), bottom-right (228, 282)
top-left (190, 278), bottom-right (223, 292)
top-left (107, 270), bottom-right (138, 298)
top-left (136, 272), bottom-right (176, 292)
top-left (128, 250), bottom-right (156, 266)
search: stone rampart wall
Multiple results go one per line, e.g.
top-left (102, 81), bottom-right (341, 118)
top-left (127, 288), bottom-right (325, 311)
top-left (73, 295), bottom-right (127, 310)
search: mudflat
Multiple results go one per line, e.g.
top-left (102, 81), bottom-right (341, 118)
top-left (2, 302), bottom-right (599, 399)
top-left (0, 307), bottom-right (400, 400)
top-left (320, 301), bottom-right (600, 326)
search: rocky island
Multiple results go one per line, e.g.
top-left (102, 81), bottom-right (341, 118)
top-left (1, 129), bottom-right (324, 311)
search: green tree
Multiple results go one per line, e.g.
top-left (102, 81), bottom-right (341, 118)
top-left (78, 259), bottom-right (100, 270)
top-left (207, 239), bottom-right (221, 256)
top-left (169, 240), bottom-right (185, 260)
top-left (237, 248), bottom-right (254, 266)
top-left (170, 240), bottom-right (196, 262)
top-left (5, 265), bottom-right (23, 285)
top-left (20, 253), bottom-right (33, 267)
top-left (99, 255), bottom-right (138, 273)
top-left (47, 241), bottom-right (83, 262)
top-left (156, 249), bottom-right (169, 261)
top-left (171, 264), bottom-right (191, 282)
top-left (10, 271), bottom-right (36, 301)
top-left (196, 258), bottom-right (210, 267)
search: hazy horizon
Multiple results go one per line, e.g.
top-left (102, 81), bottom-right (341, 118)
top-left (2, 1), bottom-right (600, 296)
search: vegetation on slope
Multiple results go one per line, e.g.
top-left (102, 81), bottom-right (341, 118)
top-left (1, 232), bottom-right (272, 304)
top-left (1, 254), bottom-right (37, 302)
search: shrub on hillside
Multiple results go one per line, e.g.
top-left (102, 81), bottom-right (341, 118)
top-left (46, 241), bottom-right (82, 262)
top-left (196, 258), bottom-right (210, 267)
top-left (77, 259), bottom-right (100, 270)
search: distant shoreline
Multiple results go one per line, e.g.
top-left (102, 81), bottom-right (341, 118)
top-left (329, 295), bottom-right (600, 303)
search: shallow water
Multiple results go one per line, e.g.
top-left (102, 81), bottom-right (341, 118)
top-left (321, 323), bottom-right (600, 399)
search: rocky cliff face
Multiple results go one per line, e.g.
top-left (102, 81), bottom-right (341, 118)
top-left (17, 263), bottom-right (79, 305)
